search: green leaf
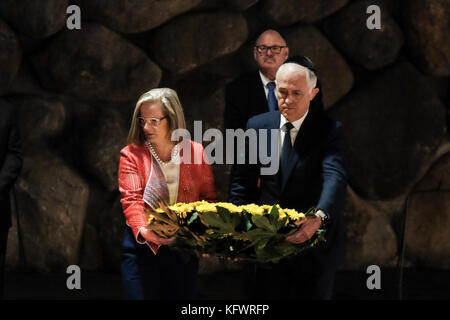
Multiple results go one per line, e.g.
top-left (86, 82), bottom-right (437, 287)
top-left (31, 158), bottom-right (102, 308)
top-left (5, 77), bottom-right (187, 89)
top-left (238, 228), bottom-right (274, 241)
top-left (201, 211), bottom-right (235, 234)
top-left (276, 216), bottom-right (289, 231)
top-left (305, 207), bottom-right (317, 217)
top-left (243, 213), bottom-right (253, 231)
top-left (148, 210), bottom-right (174, 225)
top-left (268, 205), bottom-right (279, 225)
top-left (256, 237), bottom-right (270, 250)
top-left (147, 222), bottom-right (178, 238)
top-left (251, 215), bottom-right (277, 233)
top-left (216, 206), bottom-right (232, 223)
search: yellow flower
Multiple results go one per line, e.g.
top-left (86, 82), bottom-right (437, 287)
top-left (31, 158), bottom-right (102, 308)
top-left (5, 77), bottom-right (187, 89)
top-left (282, 208), bottom-right (305, 221)
top-left (240, 204), bottom-right (264, 215)
top-left (195, 203), bottom-right (218, 213)
top-left (215, 202), bottom-right (243, 213)
top-left (168, 203), bottom-right (194, 218)
top-left (260, 205), bottom-right (274, 212)
top-left (190, 200), bottom-right (209, 207)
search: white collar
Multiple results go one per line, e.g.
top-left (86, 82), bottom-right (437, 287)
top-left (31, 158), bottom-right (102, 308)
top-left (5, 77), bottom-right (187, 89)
top-left (259, 70), bottom-right (274, 88)
top-left (279, 109), bottom-right (309, 131)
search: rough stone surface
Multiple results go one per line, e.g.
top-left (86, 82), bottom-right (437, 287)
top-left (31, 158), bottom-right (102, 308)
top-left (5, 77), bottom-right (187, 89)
top-left (181, 87), bottom-right (225, 131)
top-left (7, 95), bottom-right (66, 154)
top-left (416, 153), bottom-right (450, 192)
top-left (0, 63), bottom-right (48, 97)
top-left (0, 0), bottom-right (68, 39)
top-left (342, 187), bottom-right (398, 270)
top-left (262, 0), bottom-right (349, 25)
top-left (403, 0), bottom-right (450, 76)
top-left (80, 108), bottom-right (127, 192)
top-left (404, 191), bottom-right (450, 269)
top-left (0, 19), bottom-right (21, 88)
top-left (31, 23), bottom-right (161, 101)
top-left (14, 152), bottom-right (89, 272)
top-left (172, 54), bottom-right (242, 101)
top-left (323, 0), bottom-right (404, 70)
top-left (149, 12), bottom-right (248, 74)
top-left (331, 62), bottom-right (447, 200)
top-left (78, 0), bottom-right (202, 34)
top-left (285, 26), bottom-right (354, 109)
top-left (197, 0), bottom-right (258, 11)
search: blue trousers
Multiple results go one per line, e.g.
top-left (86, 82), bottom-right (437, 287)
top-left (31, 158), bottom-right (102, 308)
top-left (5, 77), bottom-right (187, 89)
top-left (121, 227), bottom-right (198, 300)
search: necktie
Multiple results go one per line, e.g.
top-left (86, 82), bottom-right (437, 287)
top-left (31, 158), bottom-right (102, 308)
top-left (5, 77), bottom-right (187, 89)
top-left (267, 82), bottom-right (277, 112)
top-left (280, 122), bottom-right (294, 185)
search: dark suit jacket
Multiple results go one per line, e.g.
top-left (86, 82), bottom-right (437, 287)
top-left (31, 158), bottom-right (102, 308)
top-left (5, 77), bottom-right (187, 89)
top-left (224, 71), bottom-right (269, 131)
top-left (0, 100), bottom-right (23, 231)
top-left (228, 107), bottom-right (347, 270)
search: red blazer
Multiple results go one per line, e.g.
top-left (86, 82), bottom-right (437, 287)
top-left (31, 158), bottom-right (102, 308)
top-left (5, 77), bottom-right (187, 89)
top-left (118, 139), bottom-right (217, 254)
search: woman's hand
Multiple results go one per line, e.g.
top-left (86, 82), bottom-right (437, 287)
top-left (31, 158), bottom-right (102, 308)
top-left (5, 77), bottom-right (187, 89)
top-left (140, 228), bottom-right (175, 246)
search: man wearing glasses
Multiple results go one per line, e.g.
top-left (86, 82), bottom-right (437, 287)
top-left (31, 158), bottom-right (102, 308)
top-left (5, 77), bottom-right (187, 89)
top-left (224, 29), bottom-right (289, 131)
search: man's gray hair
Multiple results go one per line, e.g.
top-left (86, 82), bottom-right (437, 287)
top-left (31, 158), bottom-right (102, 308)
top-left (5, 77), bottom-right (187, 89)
top-left (275, 63), bottom-right (317, 92)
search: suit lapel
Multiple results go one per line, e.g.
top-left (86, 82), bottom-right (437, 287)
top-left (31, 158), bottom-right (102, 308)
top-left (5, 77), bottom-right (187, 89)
top-left (252, 71), bottom-right (270, 115)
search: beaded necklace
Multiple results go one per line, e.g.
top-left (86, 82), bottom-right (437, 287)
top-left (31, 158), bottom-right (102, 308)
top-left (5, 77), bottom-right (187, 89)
top-left (146, 141), bottom-right (179, 166)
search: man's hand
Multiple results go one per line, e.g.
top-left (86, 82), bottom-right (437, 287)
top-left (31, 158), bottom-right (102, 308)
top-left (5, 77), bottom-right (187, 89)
top-left (285, 216), bottom-right (322, 244)
top-left (140, 228), bottom-right (175, 246)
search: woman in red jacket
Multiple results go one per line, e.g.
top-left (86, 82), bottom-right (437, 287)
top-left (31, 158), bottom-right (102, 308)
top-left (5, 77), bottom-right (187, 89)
top-left (118, 88), bottom-right (216, 299)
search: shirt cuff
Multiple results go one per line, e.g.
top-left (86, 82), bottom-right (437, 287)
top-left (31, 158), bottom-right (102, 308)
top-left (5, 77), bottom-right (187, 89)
top-left (315, 209), bottom-right (329, 226)
top-left (136, 226), bottom-right (147, 244)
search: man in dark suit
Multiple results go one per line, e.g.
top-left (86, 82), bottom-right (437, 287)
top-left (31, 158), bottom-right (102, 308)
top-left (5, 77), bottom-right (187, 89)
top-left (224, 29), bottom-right (289, 131)
top-left (0, 99), bottom-right (23, 299)
top-left (228, 62), bottom-right (347, 299)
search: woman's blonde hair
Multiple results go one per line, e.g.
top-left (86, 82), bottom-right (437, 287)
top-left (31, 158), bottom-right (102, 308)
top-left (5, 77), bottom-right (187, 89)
top-left (127, 88), bottom-right (187, 145)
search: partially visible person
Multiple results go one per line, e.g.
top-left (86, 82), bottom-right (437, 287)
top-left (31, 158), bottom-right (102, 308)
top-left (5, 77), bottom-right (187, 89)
top-left (224, 29), bottom-right (289, 131)
top-left (118, 88), bottom-right (217, 300)
top-left (229, 62), bottom-right (347, 299)
top-left (0, 100), bottom-right (23, 300)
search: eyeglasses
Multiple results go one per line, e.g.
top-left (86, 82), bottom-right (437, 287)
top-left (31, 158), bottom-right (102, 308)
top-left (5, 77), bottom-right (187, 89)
top-left (138, 116), bottom-right (167, 127)
top-left (255, 45), bottom-right (288, 54)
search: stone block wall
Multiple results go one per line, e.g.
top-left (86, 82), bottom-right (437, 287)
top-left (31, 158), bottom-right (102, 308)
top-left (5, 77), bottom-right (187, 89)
top-left (0, 0), bottom-right (448, 273)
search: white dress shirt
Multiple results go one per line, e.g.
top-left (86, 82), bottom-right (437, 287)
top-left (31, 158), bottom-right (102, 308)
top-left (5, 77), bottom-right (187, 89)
top-left (278, 110), bottom-right (309, 160)
top-left (259, 70), bottom-right (273, 101)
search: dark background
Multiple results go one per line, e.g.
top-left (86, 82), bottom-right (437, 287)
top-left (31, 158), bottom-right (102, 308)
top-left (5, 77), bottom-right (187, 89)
top-left (0, 0), bottom-right (448, 299)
